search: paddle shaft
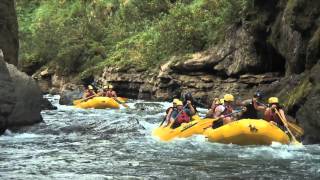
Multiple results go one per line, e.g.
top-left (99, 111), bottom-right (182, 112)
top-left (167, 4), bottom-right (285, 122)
top-left (77, 93), bottom-right (98, 103)
top-left (274, 109), bottom-right (301, 144)
top-left (113, 97), bottom-right (129, 108)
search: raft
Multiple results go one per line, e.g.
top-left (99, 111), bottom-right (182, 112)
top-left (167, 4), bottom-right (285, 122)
top-left (74, 97), bottom-right (127, 109)
top-left (203, 119), bottom-right (290, 145)
top-left (152, 115), bottom-right (218, 141)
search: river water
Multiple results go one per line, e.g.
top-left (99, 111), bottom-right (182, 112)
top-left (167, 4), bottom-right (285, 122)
top-left (0, 95), bottom-right (320, 179)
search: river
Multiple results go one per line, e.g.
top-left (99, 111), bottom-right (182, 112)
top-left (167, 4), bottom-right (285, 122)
top-left (0, 95), bottom-right (320, 179)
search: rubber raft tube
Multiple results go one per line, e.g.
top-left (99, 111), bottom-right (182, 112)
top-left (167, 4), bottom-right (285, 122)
top-left (203, 119), bottom-right (290, 145)
top-left (75, 97), bottom-right (127, 109)
top-left (152, 115), bottom-right (215, 141)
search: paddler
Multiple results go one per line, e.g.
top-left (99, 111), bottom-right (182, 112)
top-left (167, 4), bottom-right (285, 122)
top-left (239, 92), bottom-right (266, 119)
top-left (82, 85), bottom-right (96, 99)
top-left (264, 97), bottom-right (286, 129)
top-left (212, 94), bottom-right (236, 125)
top-left (106, 84), bottom-right (117, 98)
top-left (206, 98), bottom-right (224, 118)
top-left (170, 100), bottom-right (194, 129)
top-left (165, 98), bottom-right (179, 123)
top-left (182, 92), bottom-right (197, 116)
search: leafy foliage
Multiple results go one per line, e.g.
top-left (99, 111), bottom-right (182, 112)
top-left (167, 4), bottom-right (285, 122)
top-left (16, 0), bottom-right (251, 78)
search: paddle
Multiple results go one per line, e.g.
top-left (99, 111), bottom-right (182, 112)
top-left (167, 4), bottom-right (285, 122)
top-left (73, 94), bottom-right (98, 105)
top-left (256, 101), bottom-right (304, 137)
top-left (274, 108), bottom-right (302, 145)
top-left (113, 97), bottom-right (129, 108)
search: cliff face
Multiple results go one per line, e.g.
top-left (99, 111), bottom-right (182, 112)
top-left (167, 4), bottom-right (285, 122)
top-left (0, 0), bottom-right (19, 65)
top-left (0, 0), bottom-right (43, 134)
top-left (96, 0), bottom-right (320, 142)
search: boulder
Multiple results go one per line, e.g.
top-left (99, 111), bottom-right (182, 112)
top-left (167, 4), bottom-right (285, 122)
top-left (59, 89), bottom-right (83, 105)
top-left (5, 63), bottom-right (43, 127)
top-left (0, 49), bottom-right (15, 133)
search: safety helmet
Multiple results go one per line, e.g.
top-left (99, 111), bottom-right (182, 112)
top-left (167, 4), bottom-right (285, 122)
top-left (184, 92), bottom-right (193, 100)
top-left (88, 85), bottom-right (94, 90)
top-left (254, 91), bottom-right (263, 99)
top-left (176, 100), bottom-right (183, 106)
top-left (268, 97), bottom-right (279, 104)
top-left (173, 98), bottom-right (180, 104)
top-left (108, 85), bottom-right (113, 89)
top-left (224, 94), bottom-right (234, 102)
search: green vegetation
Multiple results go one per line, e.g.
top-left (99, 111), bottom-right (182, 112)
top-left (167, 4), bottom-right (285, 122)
top-left (16, 0), bottom-right (252, 79)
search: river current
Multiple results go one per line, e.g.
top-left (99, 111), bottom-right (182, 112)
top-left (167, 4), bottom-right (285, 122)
top-left (0, 95), bottom-right (320, 179)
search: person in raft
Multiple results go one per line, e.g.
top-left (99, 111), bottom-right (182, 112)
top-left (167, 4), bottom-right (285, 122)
top-left (264, 97), bottom-right (286, 129)
top-left (170, 100), bottom-right (195, 129)
top-left (82, 85), bottom-right (97, 99)
top-left (239, 91), bottom-right (266, 119)
top-left (212, 94), bottom-right (236, 125)
top-left (182, 92), bottom-right (197, 116)
top-left (206, 98), bottom-right (224, 118)
top-left (165, 98), bottom-right (179, 124)
top-left (105, 84), bottom-right (117, 98)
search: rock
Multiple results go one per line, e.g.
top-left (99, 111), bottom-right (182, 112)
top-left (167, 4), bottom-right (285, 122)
top-left (59, 89), bottom-right (83, 105)
top-left (41, 98), bottom-right (57, 110)
top-left (5, 63), bottom-right (43, 127)
top-left (296, 63), bottom-right (320, 143)
top-left (0, 0), bottom-right (19, 65)
top-left (0, 49), bottom-right (15, 133)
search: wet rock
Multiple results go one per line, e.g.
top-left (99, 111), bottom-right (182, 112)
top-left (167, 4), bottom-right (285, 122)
top-left (41, 98), bottom-right (57, 110)
top-left (0, 50), bottom-right (15, 134)
top-left (59, 89), bottom-right (83, 105)
top-left (6, 63), bottom-right (43, 127)
top-left (296, 63), bottom-right (320, 144)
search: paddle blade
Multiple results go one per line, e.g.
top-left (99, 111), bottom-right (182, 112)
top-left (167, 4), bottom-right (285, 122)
top-left (73, 99), bottom-right (82, 105)
top-left (290, 140), bottom-right (303, 146)
top-left (288, 122), bottom-right (304, 137)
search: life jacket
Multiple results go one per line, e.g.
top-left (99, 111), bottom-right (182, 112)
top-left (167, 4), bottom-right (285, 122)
top-left (211, 104), bottom-right (219, 112)
top-left (222, 105), bottom-right (233, 117)
top-left (176, 110), bottom-right (191, 124)
top-left (106, 91), bottom-right (114, 97)
top-left (264, 108), bottom-right (283, 126)
top-left (85, 90), bottom-right (95, 98)
top-left (241, 100), bottom-right (258, 119)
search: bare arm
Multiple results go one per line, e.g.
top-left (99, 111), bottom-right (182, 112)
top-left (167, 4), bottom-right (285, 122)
top-left (187, 101), bottom-right (196, 115)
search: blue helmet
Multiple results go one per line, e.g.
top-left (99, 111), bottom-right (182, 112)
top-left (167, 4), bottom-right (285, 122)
top-left (254, 91), bottom-right (263, 99)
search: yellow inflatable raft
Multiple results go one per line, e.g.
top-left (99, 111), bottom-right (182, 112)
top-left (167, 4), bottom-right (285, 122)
top-left (203, 119), bottom-right (290, 145)
top-left (152, 115), bottom-right (219, 141)
top-left (74, 97), bottom-right (127, 109)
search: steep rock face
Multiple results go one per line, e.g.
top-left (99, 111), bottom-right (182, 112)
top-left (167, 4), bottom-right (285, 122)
top-left (0, 0), bottom-right (19, 65)
top-left (269, 0), bottom-right (320, 74)
top-left (296, 63), bottom-right (320, 144)
top-left (5, 63), bottom-right (43, 127)
top-left (0, 50), bottom-right (15, 133)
